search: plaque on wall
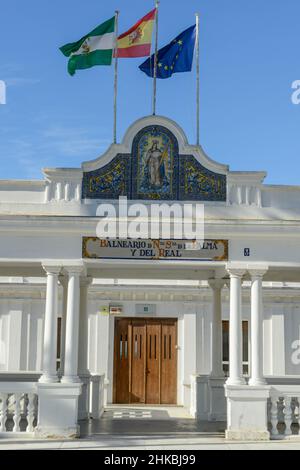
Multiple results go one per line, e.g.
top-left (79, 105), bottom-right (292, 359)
top-left (82, 237), bottom-right (228, 262)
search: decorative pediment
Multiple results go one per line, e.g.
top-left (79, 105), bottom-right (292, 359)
top-left (82, 116), bottom-right (227, 201)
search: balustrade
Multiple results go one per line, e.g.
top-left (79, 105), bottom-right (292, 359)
top-left (269, 387), bottom-right (300, 438)
top-left (0, 383), bottom-right (37, 435)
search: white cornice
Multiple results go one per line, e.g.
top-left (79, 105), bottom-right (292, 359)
top-left (228, 172), bottom-right (267, 184)
top-left (0, 180), bottom-right (45, 188)
top-left (264, 184), bottom-right (300, 191)
top-left (0, 282), bottom-right (300, 303)
top-left (43, 168), bottom-right (83, 181)
top-left (2, 215), bottom-right (300, 234)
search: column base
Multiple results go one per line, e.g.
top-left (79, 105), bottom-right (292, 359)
top-left (39, 374), bottom-right (59, 384)
top-left (208, 376), bottom-right (226, 421)
top-left (90, 375), bottom-right (105, 419)
top-left (226, 430), bottom-right (270, 441)
top-left (225, 385), bottom-right (271, 441)
top-left (36, 382), bottom-right (82, 439)
top-left (34, 425), bottom-right (80, 440)
top-left (248, 378), bottom-right (267, 386)
top-left (78, 373), bottom-right (91, 421)
top-left (189, 375), bottom-right (227, 422)
top-left (210, 371), bottom-right (225, 379)
top-left (226, 377), bottom-right (246, 386)
top-left (190, 375), bottom-right (210, 420)
top-left (61, 376), bottom-right (81, 384)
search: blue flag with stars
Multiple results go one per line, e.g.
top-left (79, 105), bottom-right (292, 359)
top-left (139, 25), bottom-right (196, 79)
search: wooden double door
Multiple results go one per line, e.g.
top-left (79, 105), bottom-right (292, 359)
top-left (114, 318), bottom-right (177, 405)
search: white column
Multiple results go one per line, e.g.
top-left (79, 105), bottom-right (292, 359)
top-left (248, 269), bottom-right (267, 386)
top-left (208, 280), bottom-right (225, 377)
top-left (58, 276), bottom-right (68, 376)
top-left (226, 269), bottom-right (246, 386)
top-left (61, 266), bottom-right (83, 384)
top-left (78, 277), bottom-right (93, 420)
top-left (78, 277), bottom-right (92, 376)
top-left (39, 265), bottom-right (61, 383)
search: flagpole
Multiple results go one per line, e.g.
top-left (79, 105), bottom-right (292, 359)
top-left (195, 12), bottom-right (200, 146)
top-left (113, 10), bottom-right (119, 144)
top-left (152, 1), bottom-right (159, 115)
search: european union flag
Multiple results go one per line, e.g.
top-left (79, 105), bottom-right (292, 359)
top-left (139, 25), bottom-right (196, 79)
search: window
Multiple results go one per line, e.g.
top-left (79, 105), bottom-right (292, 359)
top-left (222, 320), bottom-right (249, 376)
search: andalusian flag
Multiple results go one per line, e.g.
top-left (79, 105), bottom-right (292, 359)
top-left (60, 17), bottom-right (115, 76)
top-left (115, 9), bottom-right (156, 58)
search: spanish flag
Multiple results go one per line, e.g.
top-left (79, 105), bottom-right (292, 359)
top-left (115, 9), bottom-right (156, 58)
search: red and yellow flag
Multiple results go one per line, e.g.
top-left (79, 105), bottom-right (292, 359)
top-left (115, 9), bottom-right (156, 58)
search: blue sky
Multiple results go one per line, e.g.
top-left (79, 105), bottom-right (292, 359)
top-left (0, 0), bottom-right (300, 183)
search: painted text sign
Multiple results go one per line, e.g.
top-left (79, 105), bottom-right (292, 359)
top-left (83, 237), bottom-right (228, 261)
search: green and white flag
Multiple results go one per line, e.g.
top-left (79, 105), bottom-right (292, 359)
top-left (60, 16), bottom-right (115, 76)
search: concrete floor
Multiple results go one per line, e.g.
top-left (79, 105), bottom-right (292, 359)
top-left (80, 406), bottom-right (226, 439)
top-left (1, 406), bottom-right (300, 450)
top-left (2, 436), bottom-right (300, 450)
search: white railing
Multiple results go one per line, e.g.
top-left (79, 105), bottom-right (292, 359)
top-left (43, 169), bottom-right (83, 203)
top-left (227, 184), bottom-right (262, 207)
top-left (269, 386), bottom-right (300, 439)
top-left (0, 382), bottom-right (38, 436)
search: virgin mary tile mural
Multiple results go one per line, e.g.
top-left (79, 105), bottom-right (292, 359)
top-left (131, 126), bottom-right (179, 200)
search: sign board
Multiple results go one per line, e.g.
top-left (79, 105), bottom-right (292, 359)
top-left (109, 305), bottom-right (123, 315)
top-left (136, 304), bottom-right (157, 315)
top-left (83, 238), bottom-right (228, 262)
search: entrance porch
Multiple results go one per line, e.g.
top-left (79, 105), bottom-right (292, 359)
top-left (1, 261), bottom-right (300, 441)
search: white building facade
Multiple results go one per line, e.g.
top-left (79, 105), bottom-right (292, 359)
top-left (0, 115), bottom-right (300, 440)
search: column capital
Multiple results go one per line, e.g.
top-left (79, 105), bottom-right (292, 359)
top-left (227, 269), bottom-right (246, 279)
top-left (248, 267), bottom-right (268, 279)
top-left (208, 279), bottom-right (226, 290)
top-left (80, 276), bottom-right (93, 287)
top-left (63, 262), bottom-right (86, 276)
top-left (58, 274), bottom-right (68, 287)
top-left (226, 263), bottom-right (247, 279)
top-left (42, 264), bottom-right (62, 276)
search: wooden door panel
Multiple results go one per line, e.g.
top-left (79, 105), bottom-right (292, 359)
top-left (130, 321), bottom-right (146, 403)
top-left (114, 318), bottom-right (177, 405)
top-left (161, 321), bottom-right (177, 404)
top-left (114, 319), bottom-right (130, 403)
top-left (145, 321), bottom-right (161, 404)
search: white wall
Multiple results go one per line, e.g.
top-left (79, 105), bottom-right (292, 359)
top-left (0, 298), bottom-right (45, 372)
